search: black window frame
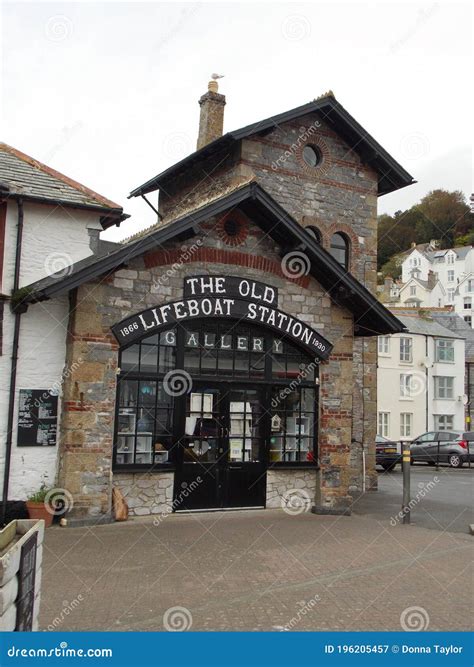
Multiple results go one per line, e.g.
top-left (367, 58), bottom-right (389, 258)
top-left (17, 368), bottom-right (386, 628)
top-left (113, 319), bottom-right (320, 472)
top-left (330, 232), bottom-right (350, 270)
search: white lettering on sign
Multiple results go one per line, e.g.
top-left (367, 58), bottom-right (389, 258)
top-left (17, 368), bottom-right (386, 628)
top-left (115, 296), bottom-right (331, 359)
top-left (164, 330), bottom-right (176, 346)
top-left (237, 336), bottom-right (248, 351)
top-left (184, 276), bottom-right (277, 306)
top-left (184, 332), bottom-right (274, 351)
top-left (238, 280), bottom-right (275, 304)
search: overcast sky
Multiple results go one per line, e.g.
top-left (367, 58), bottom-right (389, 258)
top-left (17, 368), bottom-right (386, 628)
top-left (1, 1), bottom-right (472, 241)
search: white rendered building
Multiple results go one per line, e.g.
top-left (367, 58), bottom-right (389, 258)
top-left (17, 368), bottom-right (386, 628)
top-left (0, 142), bottom-right (125, 499)
top-left (377, 310), bottom-right (466, 442)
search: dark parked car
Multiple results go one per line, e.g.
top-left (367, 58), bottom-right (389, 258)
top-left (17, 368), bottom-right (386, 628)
top-left (376, 435), bottom-right (401, 471)
top-left (409, 430), bottom-right (472, 468)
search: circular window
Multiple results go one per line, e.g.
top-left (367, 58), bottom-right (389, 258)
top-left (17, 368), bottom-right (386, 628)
top-left (217, 211), bottom-right (249, 246)
top-left (302, 144), bottom-right (322, 168)
top-left (223, 218), bottom-right (240, 237)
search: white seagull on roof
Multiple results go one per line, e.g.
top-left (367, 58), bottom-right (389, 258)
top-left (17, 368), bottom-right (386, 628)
top-left (211, 73), bottom-right (225, 80)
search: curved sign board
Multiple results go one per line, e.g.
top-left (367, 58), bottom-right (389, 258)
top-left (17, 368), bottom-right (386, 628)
top-left (112, 297), bottom-right (333, 361)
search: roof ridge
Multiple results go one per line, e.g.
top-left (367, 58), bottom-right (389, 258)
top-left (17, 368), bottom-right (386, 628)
top-left (0, 141), bottom-right (122, 210)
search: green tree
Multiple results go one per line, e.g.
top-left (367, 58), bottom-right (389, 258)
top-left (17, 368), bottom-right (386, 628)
top-left (380, 254), bottom-right (403, 280)
top-left (377, 189), bottom-right (471, 271)
top-left (414, 189), bottom-right (470, 247)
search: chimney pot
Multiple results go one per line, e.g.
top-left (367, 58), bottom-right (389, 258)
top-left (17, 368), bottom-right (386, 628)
top-left (197, 82), bottom-right (226, 150)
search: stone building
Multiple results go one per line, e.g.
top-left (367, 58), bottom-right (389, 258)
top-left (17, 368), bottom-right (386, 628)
top-left (5, 84), bottom-right (414, 521)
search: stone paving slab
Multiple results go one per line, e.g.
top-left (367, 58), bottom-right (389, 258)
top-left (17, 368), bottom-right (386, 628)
top-left (39, 509), bottom-right (473, 632)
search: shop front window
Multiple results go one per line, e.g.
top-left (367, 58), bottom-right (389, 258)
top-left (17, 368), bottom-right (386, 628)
top-left (115, 320), bottom-right (319, 469)
top-left (270, 386), bottom-right (317, 463)
top-left (116, 379), bottom-right (174, 466)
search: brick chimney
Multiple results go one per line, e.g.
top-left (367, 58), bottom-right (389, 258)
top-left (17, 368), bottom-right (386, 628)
top-left (197, 79), bottom-right (226, 150)
top-left (427, 270), bottom-right (437, 289)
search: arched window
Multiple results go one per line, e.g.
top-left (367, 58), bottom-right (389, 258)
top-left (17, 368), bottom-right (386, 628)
top-left (330, 232), bottom-right (349, 269)
top-left (115, 321), bottom-right (319, 471)
top-left (305, 226), bottom-right (322, 244)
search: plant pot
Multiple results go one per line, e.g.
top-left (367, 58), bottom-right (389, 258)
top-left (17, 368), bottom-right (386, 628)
top-left (25, 502), bottom-right (54, 528)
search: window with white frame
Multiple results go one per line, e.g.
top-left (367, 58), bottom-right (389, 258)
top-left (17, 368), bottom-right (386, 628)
top-left (410, 285), bottom-right (416, 296)
top-left (464, 315), bottom-right (472, 326)
top-left (434, 376), bottom-right (454, 399)
top-left (435, 339), bottom-right (454, 363)
top-left (400, 374), bottom-right (413, 398)
top-left (378, 412), bottom-right (390, 437)
top-left (400, 412), bottom-right (413, 437)
top-left (447, 270), bottom-right (455, 283)
top-left (446, 253), bottom-right (455, 265)
top-left (434, 415), bottom-right (454, 431)
top-left (467, 279), bottom-right (474, 293)
top-left (447, 288), bottom-right (455, 302)
top-left (464, 298), bottom-right (472, 310)
top-left (400, 337), bottom-right (413, 363)
top-left (378, 336), bottom-right (390, 355)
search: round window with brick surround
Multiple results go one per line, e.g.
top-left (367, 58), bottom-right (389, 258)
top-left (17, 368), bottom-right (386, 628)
top-left (302, 144), bottom-right (322, 168)
top-left (217, 211), bottom-right (249, 246)
top-left (296, 137), bottom-right (331, 177)
top-left (223, 218), bottom-right (240, 237)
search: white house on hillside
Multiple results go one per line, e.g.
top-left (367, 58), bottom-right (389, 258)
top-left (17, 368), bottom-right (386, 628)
top-left (398, 243), bottom-right (473, 327)
top-left (398, 274), bottom-right (445, 308)
top-left (377, 311), bottom-right (466, 442)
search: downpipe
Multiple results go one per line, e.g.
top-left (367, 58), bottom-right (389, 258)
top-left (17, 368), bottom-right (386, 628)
top-left (1, 197), bottom-right (24, 527)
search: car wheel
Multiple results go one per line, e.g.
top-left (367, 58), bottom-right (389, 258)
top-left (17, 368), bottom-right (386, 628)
top-left (381, 463), bottom-right (396, 472)
top-left (448, 454), bottom-right (463, 468)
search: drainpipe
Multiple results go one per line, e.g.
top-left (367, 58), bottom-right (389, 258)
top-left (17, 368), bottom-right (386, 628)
top-left (425, 335), bottom-right (429, 431)
top-left (1, 197), bottom-right (24, 527)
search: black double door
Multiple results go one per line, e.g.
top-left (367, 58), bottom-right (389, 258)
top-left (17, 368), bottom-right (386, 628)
top-left (174, 383), bottom-right (267, 510)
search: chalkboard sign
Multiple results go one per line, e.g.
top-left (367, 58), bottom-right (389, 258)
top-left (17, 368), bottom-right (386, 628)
top-left (17, 389), bottom-right (58, 447)
top-left (15, 532), bottom-right (37, 631)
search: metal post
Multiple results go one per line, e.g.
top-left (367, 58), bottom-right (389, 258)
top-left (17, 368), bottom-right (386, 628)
top-left (402, 447), bottom-right (411, 524)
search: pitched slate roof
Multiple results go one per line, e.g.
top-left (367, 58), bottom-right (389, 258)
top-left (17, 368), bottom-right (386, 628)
top-left (403, 244), bottom-right (472, 262)
top-left (19, 181), bottom-right (405, 338)
top-left (0, 142), bottom-right (124, 216)
top-left (395, 314), bottom-right (461, 339)
top-left (129, 94), bottom-right (415, 199)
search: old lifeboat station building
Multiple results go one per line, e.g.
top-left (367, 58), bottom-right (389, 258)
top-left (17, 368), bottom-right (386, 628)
top-left (8, 85), bottom-right (414, 520)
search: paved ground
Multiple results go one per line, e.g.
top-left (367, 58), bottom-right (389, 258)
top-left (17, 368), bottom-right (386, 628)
top-left (353, 466), bottom-right (474, 534)
top-left (40, 499), bottom-right (473, 632)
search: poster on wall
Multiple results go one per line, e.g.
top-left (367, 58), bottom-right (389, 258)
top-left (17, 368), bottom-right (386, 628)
top-left (17, 389), bottom-right (58, 447)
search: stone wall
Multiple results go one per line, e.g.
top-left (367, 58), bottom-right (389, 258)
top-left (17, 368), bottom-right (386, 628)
top-left (267, 469), bottom-right (317, 509)
top-left (58, 212), bottom-right (356, 518)
top-left (114, 472), bottom-right (174, 516)
top-left (156, 111), bottom-right (380, 494)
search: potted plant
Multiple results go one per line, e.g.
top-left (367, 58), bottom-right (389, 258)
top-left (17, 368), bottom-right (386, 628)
top-left (25, 483), bottom-right (54, 528)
